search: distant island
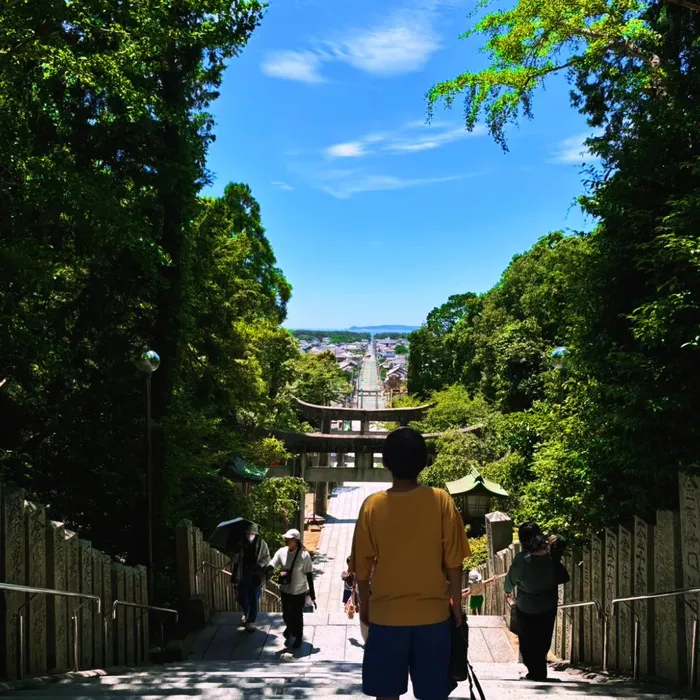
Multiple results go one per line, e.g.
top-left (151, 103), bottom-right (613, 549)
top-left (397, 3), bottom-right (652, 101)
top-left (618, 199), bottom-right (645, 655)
top-left (348, 325), bottom-right (419, 334)
top-left (288, 325), bottom-right (419, 343)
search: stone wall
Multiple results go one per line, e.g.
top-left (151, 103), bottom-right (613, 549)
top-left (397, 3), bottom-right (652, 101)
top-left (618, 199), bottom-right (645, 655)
top-left (477, 474), bottom-right (700, 687)
top-left (0, 486), bottom-right (149, 681)
top-left (175, 520), bottom-right (282, 632)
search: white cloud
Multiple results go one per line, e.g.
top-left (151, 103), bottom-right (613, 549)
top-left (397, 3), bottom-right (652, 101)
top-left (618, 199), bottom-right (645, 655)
top-left (326, 141), bottom-right (367, 158)
top-left (549, 133), bottom-right (600, 165)
top-left (324, 22), bottom-right (440, 77)
top-left (325, 122), bottom-right (485, 159)
top-left (261, 2), bottom-right (444, 83)
top-left (261, 51), bottom-right (325, 83)
top-left (272, 180), bottom-right (294, 191)
top-left (387, 125), bottom-right (486, 153)
top-left (320, 173), bottom-right (466, 199)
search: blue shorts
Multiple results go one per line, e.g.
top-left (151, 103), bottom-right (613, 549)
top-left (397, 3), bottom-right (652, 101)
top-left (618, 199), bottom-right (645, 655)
top-left (363, 618), bottom-right (451, 700)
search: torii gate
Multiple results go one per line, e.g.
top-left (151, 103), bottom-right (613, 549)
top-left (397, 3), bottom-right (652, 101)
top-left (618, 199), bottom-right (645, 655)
top-left (260, 397), bottom-right (481, 536)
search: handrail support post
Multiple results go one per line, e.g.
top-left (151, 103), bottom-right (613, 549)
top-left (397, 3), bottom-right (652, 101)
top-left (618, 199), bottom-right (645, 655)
top-left (633, 617), bottom-right (639, 679)
top-left (691, 616), bottom-right (698, 691)
top-left (602, 615), bottom-right (608, 672)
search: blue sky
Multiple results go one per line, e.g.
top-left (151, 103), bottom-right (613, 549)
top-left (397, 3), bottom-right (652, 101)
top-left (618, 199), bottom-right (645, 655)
top-left (205, 0), bottom-right (597, 329)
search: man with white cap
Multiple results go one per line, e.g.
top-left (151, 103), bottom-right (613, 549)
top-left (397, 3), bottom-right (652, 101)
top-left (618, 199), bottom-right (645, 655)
top-left (268, 528), bottom-right (316, 649)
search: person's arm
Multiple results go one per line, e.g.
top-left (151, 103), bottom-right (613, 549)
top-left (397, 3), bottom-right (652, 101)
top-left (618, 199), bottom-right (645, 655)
top-left (306, 573), bottom-right (316, 601)
top-left (447, 567), bottom-right (463, 622)
top-left (258, 540), bottom-right (271, 570)
top-left (461, 587), bottom-right (471, 598)
top-left (266, 549), bottom-right (280, 578)
top-left (555, 560), bottom-right (570, 585)
top-left (504, 554), bottom-right (521, 596)
top-left (441, 492), bottom-right (471, 624)
top-left (548, 534), bottom-right (567, 562)
top-left (303, 554), bottom-right (316, 602)
top-left (349, 501), bottom-right (376, 627)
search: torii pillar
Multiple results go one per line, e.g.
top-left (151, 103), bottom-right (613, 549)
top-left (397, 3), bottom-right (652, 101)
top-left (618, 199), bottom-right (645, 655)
top-left (297, 450), bottom-right (307, 541)
top-left (314, 418), bottom-right (330, 516)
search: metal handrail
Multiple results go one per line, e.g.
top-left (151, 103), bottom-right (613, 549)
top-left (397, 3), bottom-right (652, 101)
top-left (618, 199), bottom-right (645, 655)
top-left (111, 600), bottom-right (178, 621)
top-left (0, 582), bottom-right (101, 677)
top-left (559, 599), bottom-right (602, 615)
top-left (0, 583), bottom-right (101, 612)
top-left (603, 586), bottom-right (700, 689)
top-left (557, 599), bottom-right (602, 663)
top-left (197, 560), bottom-right (282, 603)
top-left (112, 600), bottom-right (179, 652)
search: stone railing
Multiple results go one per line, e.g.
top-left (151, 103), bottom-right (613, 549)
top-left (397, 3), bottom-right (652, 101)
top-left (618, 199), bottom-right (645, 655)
top-left (0, 487), bottom-right (151, 681)
top-left (175, 520), bottom-right (282, 631)
top-left (477, 473), bottom-right (700, 687)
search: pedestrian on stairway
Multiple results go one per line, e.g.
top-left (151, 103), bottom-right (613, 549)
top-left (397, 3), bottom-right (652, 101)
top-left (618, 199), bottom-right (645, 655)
top-left (350, 427), bottom-right (471, 700)
top-left (232, 523), bottom-right (271, 633)
top-left (461, 570), bottom-right (484, 615)
top-left (268, 528), bottom-right (316, 650)
top-left (504, 522), bottom-right (570, 682)
top-left (342, 557), bottom-right (359, 608)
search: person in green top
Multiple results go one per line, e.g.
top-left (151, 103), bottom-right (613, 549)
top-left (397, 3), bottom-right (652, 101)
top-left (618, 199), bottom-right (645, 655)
top-left (504, 522), bottom-right (569, 681)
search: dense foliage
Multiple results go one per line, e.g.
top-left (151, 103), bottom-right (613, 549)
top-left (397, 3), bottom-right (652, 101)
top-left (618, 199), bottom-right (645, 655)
top-left (0, 1), bottom-right (344, 576)
top-left (292, 351), bottom-right (353, 407)
top-left (415, 0), bottom-right (700, 536)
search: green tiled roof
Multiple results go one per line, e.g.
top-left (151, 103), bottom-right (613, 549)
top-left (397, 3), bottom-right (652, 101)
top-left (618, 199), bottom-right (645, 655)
top-left (445, 470), bottom-right (508, 497)
top-left (232, 456), bottom-right (268, 482)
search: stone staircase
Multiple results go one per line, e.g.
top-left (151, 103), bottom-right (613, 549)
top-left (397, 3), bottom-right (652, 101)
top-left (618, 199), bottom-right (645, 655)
top-left (3, 613), bottom-right (688, 698)
top-left (2, 659), bottom-right (687, 698)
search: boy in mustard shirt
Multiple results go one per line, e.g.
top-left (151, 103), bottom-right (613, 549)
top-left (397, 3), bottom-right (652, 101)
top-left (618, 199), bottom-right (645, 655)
top-left (350, 427), bottom-right (471, 700)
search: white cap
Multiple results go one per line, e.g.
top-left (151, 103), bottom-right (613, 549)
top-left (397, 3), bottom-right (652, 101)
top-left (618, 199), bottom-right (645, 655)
top-left (283, 528), bottom-right (301, 540)
top-left (468, 570), bottom-right (482, 583)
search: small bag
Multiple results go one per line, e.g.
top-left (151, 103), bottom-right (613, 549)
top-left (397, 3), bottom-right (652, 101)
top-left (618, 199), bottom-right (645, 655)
top-left (506, 596), bottom-right (519, 634)
top-left (278, 547), bottom-right (301, 587)
top-left (345, 589), bottom-right (356, 619)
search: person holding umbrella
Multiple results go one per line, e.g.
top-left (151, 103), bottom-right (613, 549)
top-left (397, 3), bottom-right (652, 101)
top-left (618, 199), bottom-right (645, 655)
top-left (231, 522), bottom-right (271, 633)
top-left (209, 518), bottom-right (271, 634)
top-left (267, 528), bottom-right (316, 649)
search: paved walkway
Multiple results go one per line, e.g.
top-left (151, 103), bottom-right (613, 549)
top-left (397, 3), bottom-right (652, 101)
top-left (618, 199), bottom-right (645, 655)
top-left (358, 345), bottom-right (385, 409)
top-left (314, 482), bottom-right (384, 613)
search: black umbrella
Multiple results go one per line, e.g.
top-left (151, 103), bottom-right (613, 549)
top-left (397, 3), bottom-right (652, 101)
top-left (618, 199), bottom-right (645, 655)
top-left (209, 517), bottom-right (255, 553)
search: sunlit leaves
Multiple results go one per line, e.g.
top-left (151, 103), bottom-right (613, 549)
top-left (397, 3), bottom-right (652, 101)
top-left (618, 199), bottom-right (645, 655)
top-left (427, 0), bottom-right (661, 147)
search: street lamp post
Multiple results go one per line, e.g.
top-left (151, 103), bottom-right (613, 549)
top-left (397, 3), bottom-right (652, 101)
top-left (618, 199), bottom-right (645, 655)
top-left (135, 350), bottom-right (160, 599)
top-left (550, 346), bottom-right (569, 403)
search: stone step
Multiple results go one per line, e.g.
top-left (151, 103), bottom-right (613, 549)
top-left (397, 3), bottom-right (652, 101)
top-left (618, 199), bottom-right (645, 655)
top-left (191, 612), bottom-right (520, 665)
top-left (3, 661), bottom-right (684, 699)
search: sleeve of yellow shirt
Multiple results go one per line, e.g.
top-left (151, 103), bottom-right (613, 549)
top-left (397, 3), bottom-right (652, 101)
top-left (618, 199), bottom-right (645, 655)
top-left (350, 499), bottom-right (376, 581)
top-left (441, 491), bottom-right (471, 568)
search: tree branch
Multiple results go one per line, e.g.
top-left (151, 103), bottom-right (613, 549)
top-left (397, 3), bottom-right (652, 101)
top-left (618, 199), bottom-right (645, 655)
top-left (663, 0), bottom-right (700, 12)
top-left (577, 27), bottom-right (662, 69)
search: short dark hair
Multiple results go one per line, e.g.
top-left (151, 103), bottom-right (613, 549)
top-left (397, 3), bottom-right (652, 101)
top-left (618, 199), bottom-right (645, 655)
top-left (519, 521), bottom-right (546, 554)
top-left (382, 427), bottom-right (428, 479)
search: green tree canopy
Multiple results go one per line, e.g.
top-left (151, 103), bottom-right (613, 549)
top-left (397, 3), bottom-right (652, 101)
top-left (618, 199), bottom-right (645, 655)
top-left (292, 351), bottom-right (352, 407)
